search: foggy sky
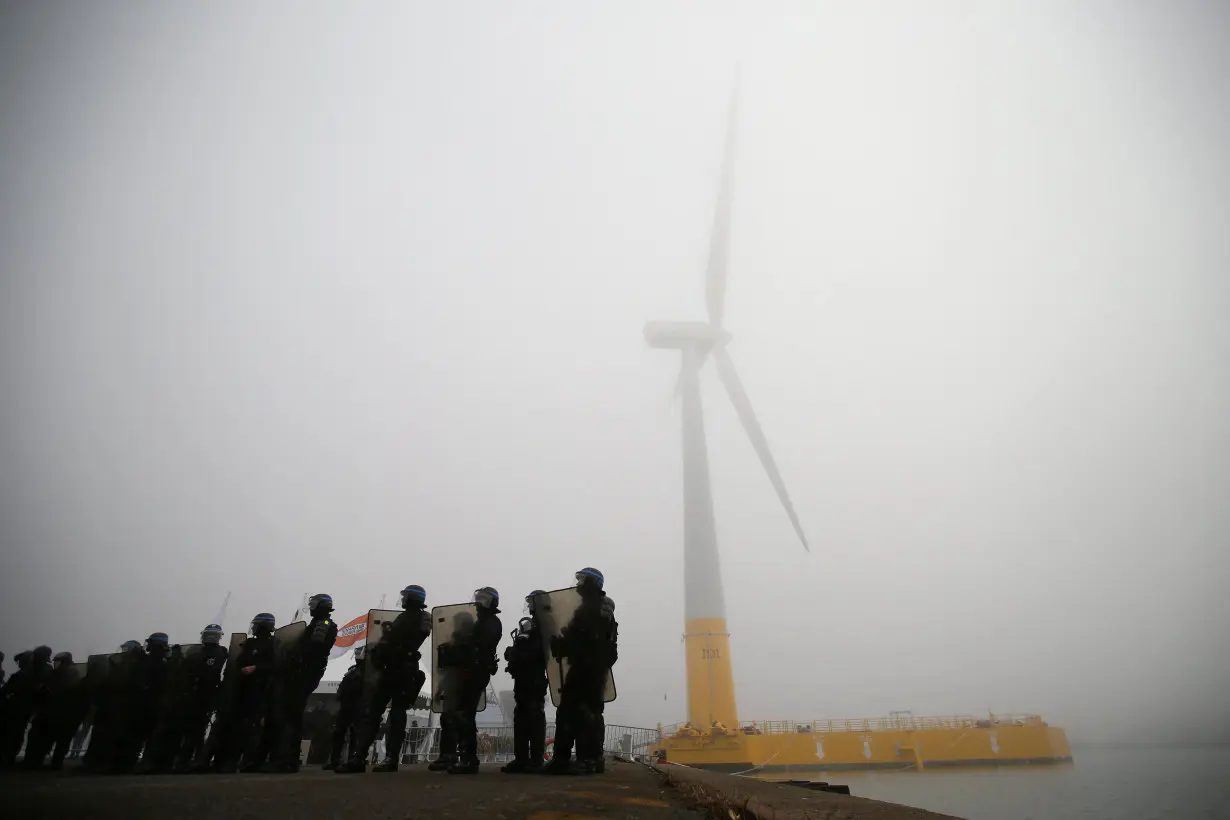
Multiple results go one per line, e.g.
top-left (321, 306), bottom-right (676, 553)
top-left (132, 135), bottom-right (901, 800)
top-left (2, 1), bottom-right (1227, 745)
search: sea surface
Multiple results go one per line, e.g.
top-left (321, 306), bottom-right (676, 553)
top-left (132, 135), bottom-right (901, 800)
top-left (829, 745), bottom-right (1230, 820)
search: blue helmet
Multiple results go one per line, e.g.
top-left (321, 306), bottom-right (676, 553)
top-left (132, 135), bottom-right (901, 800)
top-left (525, 590), bottom-right (547, 616)
top-left (120, 640), bottom-right (142, 652)
top-left (474, 587), bottom-right (499, 611)
top-left (250, 612), bottom-right (276, 635)
top-left (146, 632), bottom-right (169, 652)
top-left (309, 593), bottom-right (333, 615)
top-left (401, 585), bottom-right (427, 609)
top-left (575, 567), bottom-right (604, 591)
top-left (201, 624), bottom-right (224, 644)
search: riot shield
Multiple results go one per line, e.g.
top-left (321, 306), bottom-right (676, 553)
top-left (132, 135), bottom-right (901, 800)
top-left (85, 653), bottom-right (112, 687)
top-left (216, 632), bottom-right (247, 703)
top-left (171, 644), bottom-right (204, 691)
top-left (430, 602), bottom-right (487, 714)
top-left (532, 587), bottom-right (617, 708)
top-left (360, 609), bottom-right (404, 694)
top-left (272, 621), bottom-right (307, 673)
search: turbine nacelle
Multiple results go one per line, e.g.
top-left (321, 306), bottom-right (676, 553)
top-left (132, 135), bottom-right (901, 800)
top-left (643, 321), bottom-right (730, 352)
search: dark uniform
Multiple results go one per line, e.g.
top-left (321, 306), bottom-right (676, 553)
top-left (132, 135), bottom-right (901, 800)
top-left (502, 601), bottom-right (548, 773)
top-left (337, 585), bottom-right (430, 774)
top-left (445, 587), bottom-right (502, 775)
top-left (0, 651), bottom-right (33, 769)
top-left (174, 631), bottom-right (228, 770)
top-left (209, 614), bottom-right (276, 772)
top-left (110, 633), bottom-right (170, 773)
top-left (82, 643), bottom-right (140, 772)
top-left (143, 626), bottom-right (228, 772)
top-left (102, 639), bottom-right (153, 772)
top-left (6, 647), bottom-right (52, 769)
top-left (547, 568), bottom-right (617, 775)
top-left (23, 651), bottom-right (85, 770)
top-left (262, 595), bottom-right (338, 772)
top-left (324, 649), bottom-right (365, 769)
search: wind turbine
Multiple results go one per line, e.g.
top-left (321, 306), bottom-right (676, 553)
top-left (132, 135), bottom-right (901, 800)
top-left (644, 77), bottom-right (809, 732)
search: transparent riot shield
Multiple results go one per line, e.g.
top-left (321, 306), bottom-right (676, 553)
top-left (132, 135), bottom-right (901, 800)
top-left (72, 661), bottom-right (89, 680)
top-left (171, 644), bottom-right (204, 693)
top-left (225, 632), bottom-right (245, 672)
top-left (272, 621), bottom-right (307, 673)
top-left (216, 632), bottom-right (247, 702)
top-left (85, 653), bottom-right (111, 688)
top-left (360, 609), bottom-right (403, 694)
top-left (429, 602), bottom-right (487, 714)
top-left (532, 587), bottom-right (617, 708)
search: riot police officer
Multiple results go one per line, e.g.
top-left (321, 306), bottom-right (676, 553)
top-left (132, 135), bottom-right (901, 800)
top-left (106, 633), bottom-right (167, 773)
top-left (6, 647), bottom-right (51, 769)
top-left (82, 641), bottom-right (141, 772)
top-left (174, 624), bottom-right (228, 771)
top-left (208, 613), bottom-right (276, 772)
top-left (323, 645), bottom-right (365, 769)
top-left (502, 591), bottom-right (548, 773)
top-left (336, 585), bottom-right (431, 774)
top-left (23, 651), bottom-right (85, 770)
top-left (0, 650), bottom-right (33, 768)
top-left (545, 568), bottom-right (616, 775)
top-left (445, 587), bottom-right (502, 775)
top-left (262, 593), bottom-right (337, 772)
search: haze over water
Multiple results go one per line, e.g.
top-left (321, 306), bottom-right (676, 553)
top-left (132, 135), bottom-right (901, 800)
top-left (2, 1), bottom-right (1227, 803)
top-left (838, 745), bottom-right (1230, 820)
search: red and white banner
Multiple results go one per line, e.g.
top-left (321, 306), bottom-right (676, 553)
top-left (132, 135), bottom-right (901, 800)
top-left (329, 613), bottom-right (369, 659)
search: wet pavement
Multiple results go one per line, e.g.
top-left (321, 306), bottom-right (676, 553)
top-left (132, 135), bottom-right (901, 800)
top-left (0, 760), bottom-right (707, 820)
top-left (1, 759), bottom-right (965, 819)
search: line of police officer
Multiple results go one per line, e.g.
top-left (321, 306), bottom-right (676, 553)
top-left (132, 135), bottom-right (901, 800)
top-left (326, 566), bottom-right (617, 775)
top-left (0, 565), bottom-right (617, 776)
top-left (0, 593), bottom-right (338, 775)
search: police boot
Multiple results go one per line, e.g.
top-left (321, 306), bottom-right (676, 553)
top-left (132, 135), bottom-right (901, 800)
top-left (500, 758), bottom-right (526, 773)
top-left (321, 759), bottom-right (337, 770)
top-left (447, 758), bottom-right (479, 774)
top-left (373, 757), bottom-right (399, 772)
top-left (135, 760), bottom-right (167, 775)
top-left (542, 756), bottom-right (575, 775)
top-left (259, 758), bottom-right (294, 774)
top-left (333, 757), bottom-right (367, 774)
top-left (427, 755), bottom-right (455, 771)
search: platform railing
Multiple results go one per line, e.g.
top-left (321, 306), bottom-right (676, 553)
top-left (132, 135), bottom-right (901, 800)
top-left (400, 722), bottom-right (660, 763)
top-left (659, 713), bottom-right (1045, 738)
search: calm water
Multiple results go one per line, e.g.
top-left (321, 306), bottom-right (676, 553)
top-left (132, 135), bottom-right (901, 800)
top-left (830, 746), bottom-right (1230, 820)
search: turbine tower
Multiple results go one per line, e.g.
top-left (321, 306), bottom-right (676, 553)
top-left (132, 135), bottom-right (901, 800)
top-left (644, 78), bottom-right (809, 732)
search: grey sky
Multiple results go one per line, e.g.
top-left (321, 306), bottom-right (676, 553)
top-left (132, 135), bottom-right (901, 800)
top-left (2, 2), bottom-right (1227, 744)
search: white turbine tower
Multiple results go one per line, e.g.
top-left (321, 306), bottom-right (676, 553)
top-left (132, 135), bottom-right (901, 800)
top-left (644, 75), bottom-right (809, 732)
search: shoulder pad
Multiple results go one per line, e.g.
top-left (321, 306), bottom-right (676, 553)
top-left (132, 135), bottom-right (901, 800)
top-left (418, 610), bottom-right (432, 632)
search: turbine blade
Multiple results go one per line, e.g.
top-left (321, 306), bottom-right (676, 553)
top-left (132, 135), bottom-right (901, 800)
top-left (712, 345), bottom-right (810, 551)
top-left (705, 73), bottom-right (740, 329)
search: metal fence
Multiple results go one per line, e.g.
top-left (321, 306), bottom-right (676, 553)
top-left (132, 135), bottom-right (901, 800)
top-left (393, 722), bottom-right (659, 764)
top-left (659, 713), bottom-right (1047, 738)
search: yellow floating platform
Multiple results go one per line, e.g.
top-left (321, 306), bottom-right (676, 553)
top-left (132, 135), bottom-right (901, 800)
top-left (652, 713), bottom-right (1073, 777)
